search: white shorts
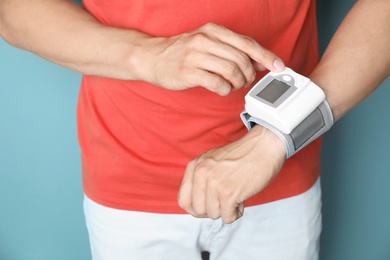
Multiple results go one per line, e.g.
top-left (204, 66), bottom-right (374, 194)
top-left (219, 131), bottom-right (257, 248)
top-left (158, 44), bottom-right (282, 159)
top-left (84, 179), bottom-right (322, 260)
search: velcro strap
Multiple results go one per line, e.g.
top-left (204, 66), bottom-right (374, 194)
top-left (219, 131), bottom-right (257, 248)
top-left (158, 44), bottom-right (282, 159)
top-left (240, 100), bottom-right (333, 158)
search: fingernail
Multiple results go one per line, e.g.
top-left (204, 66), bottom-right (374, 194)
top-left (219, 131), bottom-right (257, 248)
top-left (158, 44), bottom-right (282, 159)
top-left (273, 58), bottom-right (285, 72)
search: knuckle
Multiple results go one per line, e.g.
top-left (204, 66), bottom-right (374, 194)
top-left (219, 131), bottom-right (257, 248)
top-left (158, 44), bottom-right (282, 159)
top-left (192, 206), bottom-right (204, 216)
top-left (178, 197), bottom-right (191, 211)
top-left (208, 212), bottom-right (221, 220)
top-left (207, 76), bottom-right (230, 93)
top-left (198, 73), bottom-right (230, 96)
top-left (193, 161), bottom-right (209, 176)
top-left (249, 70), bottom-right (257, 82)
top-left (201, 22), bottom-right (219, 31)
top-left (240, 35), bottom-right (257, 48)
top-left (221, 214), bottom-right (236, 224)
top-left (260, 48), bottom-right (276, 61)
top-left (187, 158), bottom-right (198, 168)
top-left (189, 32), bottom-right (210, 46)
top-left (192, 202), bottom-right (206, 216)
top-left (244, 68), bottom-right (256, 85)
top-left (235, 76), bottom-right (247, 89)
top-left (232, 53), bottom-right (255, 80)
top-left (220, 61), bottom-right (240, 78)
top-left (234, 52), bottom-right (251, 68)
top-left (208, 76), bottom-right (225, 88)
top-left (192, 163), bottom-right (208, 184)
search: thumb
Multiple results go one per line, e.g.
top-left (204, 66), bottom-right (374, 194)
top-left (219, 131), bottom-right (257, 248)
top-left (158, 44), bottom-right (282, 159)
top-left (237, 202), bottom-right (245, 220)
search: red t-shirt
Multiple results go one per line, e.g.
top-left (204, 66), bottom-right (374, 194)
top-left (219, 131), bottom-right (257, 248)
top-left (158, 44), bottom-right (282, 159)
top-left (78, 0), bottom-right (321, 213)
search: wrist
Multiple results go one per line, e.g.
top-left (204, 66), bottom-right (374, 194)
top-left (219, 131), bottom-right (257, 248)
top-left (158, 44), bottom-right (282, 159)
top-left (241, 68), bottom-right (334, 158)
top-left (127, 35), bottom-right (172, 84)
top-left (106, 30), bottom-right (155, 81)
top-left (247, 124), bottom-right (286, 159)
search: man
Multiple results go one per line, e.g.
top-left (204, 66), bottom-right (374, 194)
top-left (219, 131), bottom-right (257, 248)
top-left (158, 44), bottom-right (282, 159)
top-left (1, 0), bottom-right (389, 259)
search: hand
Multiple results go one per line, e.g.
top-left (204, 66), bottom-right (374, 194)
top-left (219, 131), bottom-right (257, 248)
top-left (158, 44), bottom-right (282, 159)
top-left (136, 23), bottom-right (285, 95)
top-left (178, 125), bottom-right (286, 224)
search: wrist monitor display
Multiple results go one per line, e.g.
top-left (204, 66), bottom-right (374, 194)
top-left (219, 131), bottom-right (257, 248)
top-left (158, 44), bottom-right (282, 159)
top-left (244, 68), bottom-right (325, 134)
top-left (241, 67), bottom-right (334, 158)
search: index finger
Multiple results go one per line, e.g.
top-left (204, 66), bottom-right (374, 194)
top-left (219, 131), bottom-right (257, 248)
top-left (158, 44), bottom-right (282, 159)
top-left (199, 23), bottom-right (285, 72)
top-left (178, 159), bottom-right (208, 218)
top-left (178, 160), bottom-right (196, 215)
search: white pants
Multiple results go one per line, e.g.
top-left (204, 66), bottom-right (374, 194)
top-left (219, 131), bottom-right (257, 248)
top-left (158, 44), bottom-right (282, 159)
top-left (84, 179), bottom-right (322, 260)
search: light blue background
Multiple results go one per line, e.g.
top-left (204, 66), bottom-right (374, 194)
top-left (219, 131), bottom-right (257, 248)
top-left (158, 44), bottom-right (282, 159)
top-left (0, 0), bottom-right (389, 259)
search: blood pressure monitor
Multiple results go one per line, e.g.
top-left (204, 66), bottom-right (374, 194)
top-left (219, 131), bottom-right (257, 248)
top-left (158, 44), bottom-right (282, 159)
top-left (244, 68), bottom-right (325, 134)
top-left (241, 68), bottom-right (334, 158)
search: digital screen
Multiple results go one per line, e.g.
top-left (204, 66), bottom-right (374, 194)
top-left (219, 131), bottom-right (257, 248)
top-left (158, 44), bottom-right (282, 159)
top-left (256, 79), bottom-right (290, 104)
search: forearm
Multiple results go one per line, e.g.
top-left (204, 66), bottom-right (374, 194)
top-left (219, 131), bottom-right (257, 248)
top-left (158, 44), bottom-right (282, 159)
top-left (239, 1), bottom-right (390, 162)
top-left (0, 0), bottom-right (285, 94)
top-left (310, 0), bottom-right (390, 121)
top-left (0, 0), bottom-right (147, 79)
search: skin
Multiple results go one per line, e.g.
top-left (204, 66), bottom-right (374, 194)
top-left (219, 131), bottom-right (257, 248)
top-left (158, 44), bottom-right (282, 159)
top-left (0, 0), bottom-right (284, 95)
top-left (178, 0), bottom-right (390, 224)
top-left (1, 0), bottom-right (389, 224)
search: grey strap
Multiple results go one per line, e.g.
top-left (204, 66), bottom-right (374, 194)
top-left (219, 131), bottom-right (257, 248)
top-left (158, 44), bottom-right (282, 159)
top-left (240, 100), bottom-right (334, 158)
